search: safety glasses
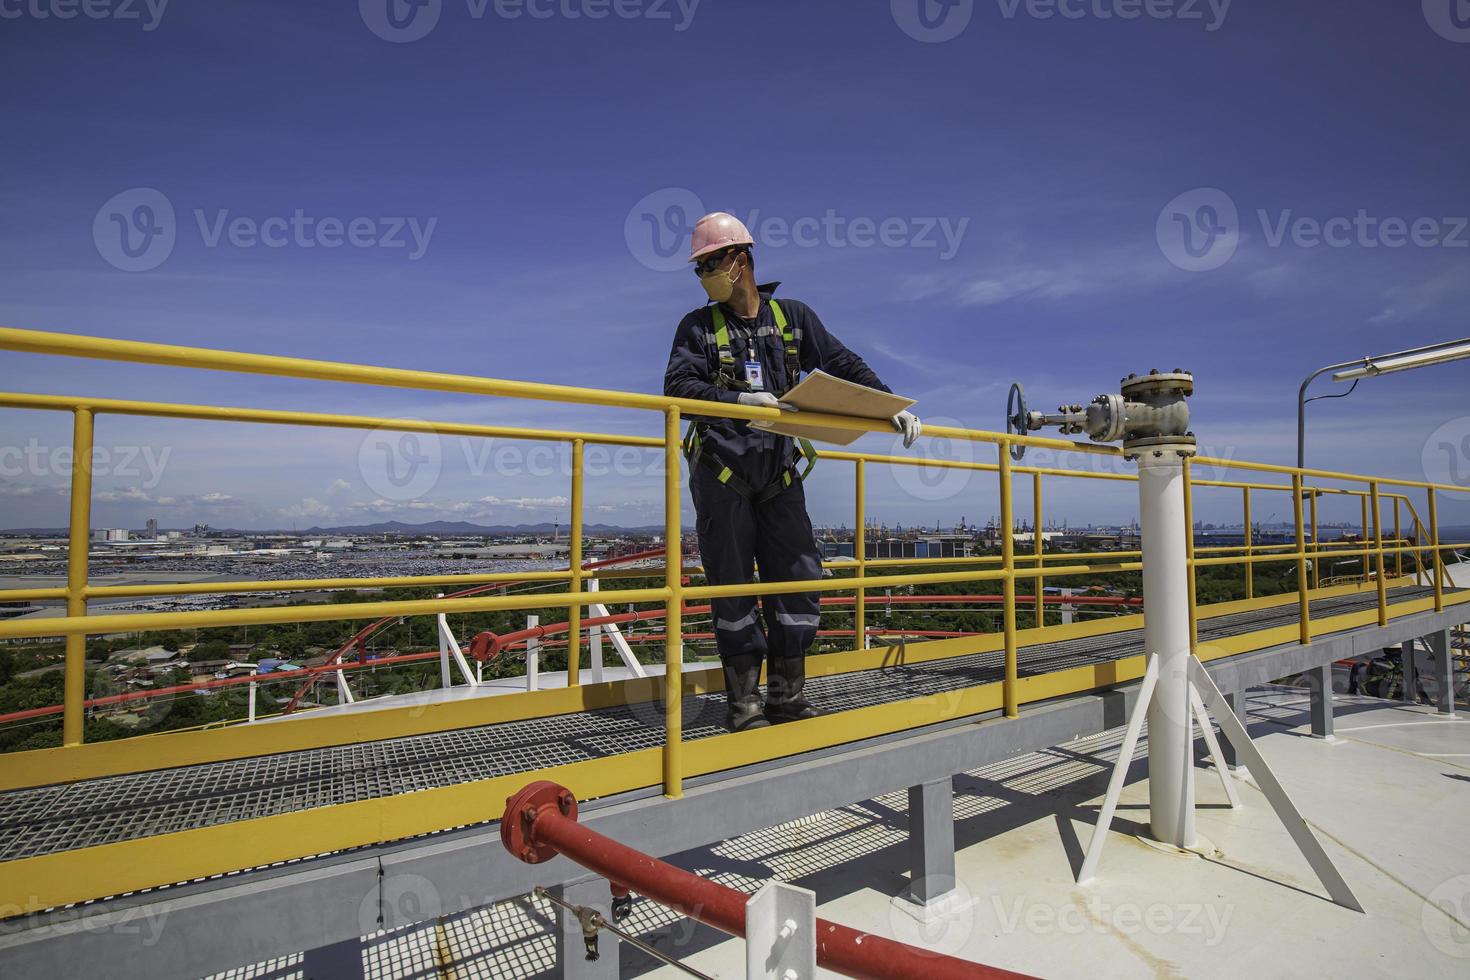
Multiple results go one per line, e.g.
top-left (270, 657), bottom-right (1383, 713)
top-left (693, 248), bottom-right (739, 277)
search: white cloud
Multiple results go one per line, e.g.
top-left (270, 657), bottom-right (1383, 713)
top-left (901, 246), bottom-right (1176, 309)
top-left (1368, 270), bottom-right (1469, 325)
top-left (0, 481), bottom-right (61, 498)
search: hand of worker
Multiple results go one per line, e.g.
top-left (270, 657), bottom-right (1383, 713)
top-left (738, 392), bottom-right (797, 412)
top-left (892, 410), bottom-right (922, 448)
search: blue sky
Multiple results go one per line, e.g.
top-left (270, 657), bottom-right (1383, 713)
top-left (1, 0), bottom-right (1467, 533)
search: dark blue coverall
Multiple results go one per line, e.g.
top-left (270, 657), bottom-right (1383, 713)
top-left (663, 282), bottom-right (892, 698)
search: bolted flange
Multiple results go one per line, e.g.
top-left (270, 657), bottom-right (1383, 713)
top-left (501, 780), bottom-right (579, 864)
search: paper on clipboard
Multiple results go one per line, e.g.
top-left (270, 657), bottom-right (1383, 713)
top-left (750, 369), bottom-right (916, 446)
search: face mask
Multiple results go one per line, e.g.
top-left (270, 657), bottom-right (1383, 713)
top-left (699, 256), bottom-right (743, 303)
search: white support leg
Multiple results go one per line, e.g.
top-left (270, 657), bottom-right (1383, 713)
top-left (335, 669), bottom-right (355, 704)
top-left (440, 622), bottom-right (479, 687)
top-left (1189, 658), bottom-right (1364, 911)
top-left (1078, 653), bottom-right (1160, 884)
top-left (1190, 684), bottom-right (1240, 809)
top-left (587, 602), bottom-right (646, 678)
top-left (248, 679), bottom-right (257, 723)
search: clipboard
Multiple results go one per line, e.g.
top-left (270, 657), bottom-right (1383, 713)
top-left (750, 370), bottom-right (916, 446)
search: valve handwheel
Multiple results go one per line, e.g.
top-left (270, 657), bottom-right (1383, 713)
top-left (1005, 382), bottom-right (1029, 461)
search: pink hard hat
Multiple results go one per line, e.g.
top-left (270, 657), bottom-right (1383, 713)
top-left (689, 212), bottom-right (754, 263)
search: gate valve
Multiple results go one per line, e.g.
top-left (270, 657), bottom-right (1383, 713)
top-left (1006, 370), bottom-right (1195, 461)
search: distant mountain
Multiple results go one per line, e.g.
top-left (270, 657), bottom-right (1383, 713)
top-left (298, 520), bottom-right (669, 536)
top-left (0, 521), bottom-right (672, 536)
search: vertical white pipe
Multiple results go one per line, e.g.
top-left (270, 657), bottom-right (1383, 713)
top-left (526, 614), bottom-right (540, 692)
top-left (248, 679), bottom-right (257, 723)
top-left (589, 578), bottom-right (604, 684)
top-left (435, 593), bottom-right (451, 690)
top-left (1138, 451), bottom-right (1197, 848)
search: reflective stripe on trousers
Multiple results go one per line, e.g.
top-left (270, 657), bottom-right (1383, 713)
top-left (691, 460), bottom-right (822, 662)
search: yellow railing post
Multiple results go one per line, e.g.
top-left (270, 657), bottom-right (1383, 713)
top-left (1183, 458), bottom-right (1198, 651)
top-left (1429, 488), bottom-right (1443, 613)
top-left (1310, 490), bottom-right (1321, 590)
top-left (1369, 481), bottom-right (1388, 626)
top-left (1032, 472), bottom-right (1044, 627)
top-left (1242, 486), bottom-right (1253, 600)
top-left (854, 459), bottom-right (866, 650)
top-left (663, 408), bottom-right (683, 799)
top-left (63, 407), bottom-right (94, 747)
top-left (1293, 474), bottom-right (1312, 644)
top-left (567, 439), bottom-right (584, 686)
top-left (999, 444), bottom-right (1018, 718)
top-left (1393, 497), bottom-right (1402, 579)
top-left (1360, 494), bottom-right (1369, 545)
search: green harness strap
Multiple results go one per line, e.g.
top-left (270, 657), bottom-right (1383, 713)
top-left (709, 300), bottom-right (801, 393)
top-left (684, 299), bottom-right (817, 501)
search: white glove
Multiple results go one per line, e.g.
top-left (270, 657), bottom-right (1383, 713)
top-left (738, 392), bottom-right (796, 411)
top-left (892, 410), bottom-right (922, 448)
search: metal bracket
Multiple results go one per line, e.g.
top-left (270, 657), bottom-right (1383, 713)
top-left (745, 881), bottom-right (816, 980)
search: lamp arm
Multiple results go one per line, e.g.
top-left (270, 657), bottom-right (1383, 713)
top-left (1297, 357), bottom-right (1370, 471)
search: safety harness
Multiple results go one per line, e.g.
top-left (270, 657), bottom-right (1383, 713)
top-left (683, 298), bottom-right (818, 503)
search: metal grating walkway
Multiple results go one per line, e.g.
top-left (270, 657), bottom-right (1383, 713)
top-left (0, 586), bottom-right (1441, 863)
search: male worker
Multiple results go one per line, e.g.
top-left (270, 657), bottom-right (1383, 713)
top-left (664, 212), bottom-right (922, 732)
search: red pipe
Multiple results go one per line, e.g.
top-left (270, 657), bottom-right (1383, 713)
top-left (0, 648), bottom-right (447, 725)
top-left (502, 781), bottom-right (1032, 980)
top-left (2, 581), bottom-right (1136, 726)
top-left (473, 592), bottom-right (1138, 661)
top-left (282, 548), bottom-right (671, 712)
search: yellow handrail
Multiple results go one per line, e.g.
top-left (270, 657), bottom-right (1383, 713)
top-left (0, 323), bottom-right (1465, 791)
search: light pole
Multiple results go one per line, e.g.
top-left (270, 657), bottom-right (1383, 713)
top-left (1296, 338), bottom-right (1470, 471)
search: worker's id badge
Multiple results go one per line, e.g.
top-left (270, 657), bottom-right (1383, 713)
top-left (743, 359), bottom-right (765, 391)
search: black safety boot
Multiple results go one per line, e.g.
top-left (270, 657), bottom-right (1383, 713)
top-left (764, 656), bottom-right (821, 724)
top-left (722, 653), bottom-right (770, 732)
